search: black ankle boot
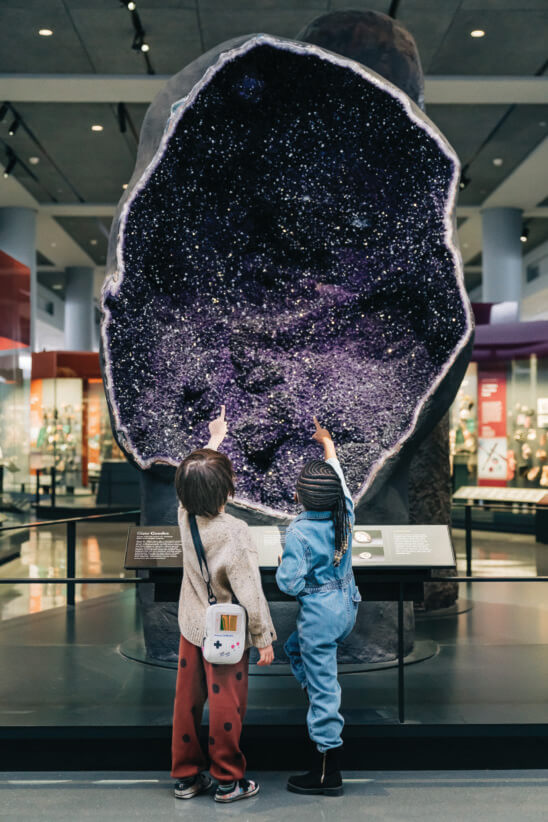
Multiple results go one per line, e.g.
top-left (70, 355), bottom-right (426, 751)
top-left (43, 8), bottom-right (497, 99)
top-left (287, 745), bottom-right (343, 796)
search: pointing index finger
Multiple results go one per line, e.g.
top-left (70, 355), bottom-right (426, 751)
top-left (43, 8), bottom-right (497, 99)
top-left (313, 415), bottom-right (321, 430)
top-left (220, 405), bottom-right (226, 421)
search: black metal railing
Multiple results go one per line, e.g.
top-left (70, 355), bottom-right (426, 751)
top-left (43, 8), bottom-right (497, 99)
top-left (453, 500), bottom-right (542, 576)
top-left (0, 509), bottom-right (140, 606)
top-left (0, 510), bottom-right (546, 725)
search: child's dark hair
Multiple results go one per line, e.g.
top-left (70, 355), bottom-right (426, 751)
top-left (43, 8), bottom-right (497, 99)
top-left (296, 459), bottom-right (350, 565)
top-left (175, 448), bottom-right (235, 518)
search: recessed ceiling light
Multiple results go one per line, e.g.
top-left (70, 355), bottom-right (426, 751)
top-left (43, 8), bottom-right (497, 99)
top-left (29, 156), bottom-right (40, 165)
top-left (122, 183), bottom-right (128, 189)
top-left (38, 28), bottom-right (53, 37)
top-left (91, 124), bottom-right (103, 132)
top-left (492, 157), bottom-right (503, 167)
top-left (90, 239), bottom-right (98, 245)
top-left (470, 29), bottom-right (485, 38)
top-left (52, 284), bottom-right (63, 290)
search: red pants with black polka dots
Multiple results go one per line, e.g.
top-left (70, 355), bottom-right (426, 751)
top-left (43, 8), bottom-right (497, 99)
top-left (171, 634), bottom-right (249, 783)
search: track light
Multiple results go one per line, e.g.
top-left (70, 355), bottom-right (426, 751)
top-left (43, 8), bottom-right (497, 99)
top-left (0, 103), bottom-right (8, 123)
top-left (117, 103), bottom-right (127, 134)
top-left (8, 118), bottom-right (20, 137)
top-left (127, 1), bottom-right (136, 9)
top-left (520, 227), bottom-right (529, 243)
top-left (459, 171), bottom-right (471, 191)
top-left (140, 42), bottom-right (150, 52)
top-left (3, 150), bottom-right (16, 178)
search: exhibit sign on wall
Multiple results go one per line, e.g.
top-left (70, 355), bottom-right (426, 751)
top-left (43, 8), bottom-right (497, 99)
top-left (478, 370), bottom-right (507, 484)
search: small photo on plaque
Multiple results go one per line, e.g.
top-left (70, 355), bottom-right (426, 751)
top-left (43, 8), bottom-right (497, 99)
top-left (352, 529), bottom-right (385, 563)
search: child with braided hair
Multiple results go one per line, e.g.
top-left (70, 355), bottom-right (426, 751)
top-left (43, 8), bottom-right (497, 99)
top-left (276, 417), bottom-right (361, 797)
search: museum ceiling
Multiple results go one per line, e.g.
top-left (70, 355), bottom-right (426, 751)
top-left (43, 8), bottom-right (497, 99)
top-left (0, 0), bottom-right (547, 297)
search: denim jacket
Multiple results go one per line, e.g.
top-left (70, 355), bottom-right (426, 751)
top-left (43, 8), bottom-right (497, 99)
top-left (276, 458), bottom-right (358, 598)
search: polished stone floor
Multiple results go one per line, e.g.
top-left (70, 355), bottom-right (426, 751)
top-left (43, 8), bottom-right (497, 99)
top-left (0, 770), bottom-right (547, 821)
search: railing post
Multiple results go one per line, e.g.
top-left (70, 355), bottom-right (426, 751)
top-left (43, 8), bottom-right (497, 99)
top-left (35, 468), bottom-right (41, 505)
top-left (465, 504), bottom-right (472, 577)
top-left (397, 581), bottom-right (405, 724)
top-left (51, 466), bottom-right (56, 510)
top-left (66, 520), bottom-right (76, 607)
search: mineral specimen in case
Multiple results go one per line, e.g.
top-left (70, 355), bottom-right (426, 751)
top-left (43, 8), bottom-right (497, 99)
top-left (102, 33), bottom-right (472, 519)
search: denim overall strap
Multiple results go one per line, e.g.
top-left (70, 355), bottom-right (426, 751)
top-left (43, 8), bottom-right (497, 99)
top-left (302, 570), bottom-right (354, 594)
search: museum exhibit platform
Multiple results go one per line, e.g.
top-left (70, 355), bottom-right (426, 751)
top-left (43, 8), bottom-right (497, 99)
top-left (1, 584), bottom-right (546, 772)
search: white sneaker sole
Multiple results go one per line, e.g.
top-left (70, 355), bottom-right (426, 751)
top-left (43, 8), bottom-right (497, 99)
top-left (174, 775), bottom-right (213, 799)
top-left (214, 784), bottom-right (260, 803)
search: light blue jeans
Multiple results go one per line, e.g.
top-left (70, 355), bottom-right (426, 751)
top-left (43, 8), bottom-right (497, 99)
top-left (284, 583), bottom-right (360, 752)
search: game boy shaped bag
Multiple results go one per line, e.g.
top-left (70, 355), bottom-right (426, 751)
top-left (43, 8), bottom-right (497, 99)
top-left (189, 514), bottom-right (247, 665)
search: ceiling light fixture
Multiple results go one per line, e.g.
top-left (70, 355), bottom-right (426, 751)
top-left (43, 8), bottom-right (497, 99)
top-left (459, 171), bottom-right (471, 191)
top-left (8, 118), bottom-right (20, 136)
top-left (140, 42), bottom-right (150, 52)
top-left (3, 151), bottom-right (16, 178)
top-left (492, 157), bottom-right (503, 167)
top-left (520, 227), bottom-right (529, 243)
top-left (90, 239), bottom-right (98, 245)
top-left (470, 29), bottom-right (485, 38)
top-left (122, 183), bottom-right (128, 189)
top-left (52, 284), bottom-right (63, 290)
top-left (91, 124), bottom-right (103, 132)
top-left (38, 28), bottom-right (53, 37)
top-left (127, 1), bottom-right (136, 10)
top-left (29, 156), bottom-right (40, 165)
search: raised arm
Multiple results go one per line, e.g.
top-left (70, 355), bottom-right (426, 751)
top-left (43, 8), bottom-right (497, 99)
top-left (312, 416), bottom-right (354, 519)
top-left (206, 405), bottom-right (227, 451)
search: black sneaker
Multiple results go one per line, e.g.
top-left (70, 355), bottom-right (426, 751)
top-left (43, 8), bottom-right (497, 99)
top-left (214, 778), bottom-right (260, 803)
top-left (174, 772), bottom-right (213, 799)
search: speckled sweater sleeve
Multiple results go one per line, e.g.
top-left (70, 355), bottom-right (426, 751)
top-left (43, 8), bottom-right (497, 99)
top-left (227, 526), bottom-right (277, 649)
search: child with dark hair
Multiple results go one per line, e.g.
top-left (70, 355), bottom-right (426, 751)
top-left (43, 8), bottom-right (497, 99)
top-left (276, 417), bottom-right (360, 797)
top-left (171, 407), bottom-right (276, 803)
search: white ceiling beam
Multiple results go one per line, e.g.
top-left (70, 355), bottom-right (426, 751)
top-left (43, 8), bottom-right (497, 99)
top-left (424, 76), bottom-right (548, 105)
top-left (0, 74), bottom-right (547, 105)
top-left (40, 203), bottom-right (117, 217)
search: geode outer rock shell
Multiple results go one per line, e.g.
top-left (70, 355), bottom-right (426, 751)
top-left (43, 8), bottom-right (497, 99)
top-left (101, 34), bottom-right (474, 519)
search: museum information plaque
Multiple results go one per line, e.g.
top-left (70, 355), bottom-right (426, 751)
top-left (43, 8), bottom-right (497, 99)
top-left (125, 524), bottom-right (455, 570)
top-left (125, 526), bottom-right (182, 569)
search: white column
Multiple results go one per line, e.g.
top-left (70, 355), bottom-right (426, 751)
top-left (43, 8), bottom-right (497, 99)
top-left (481, 207), bottom-right (523, 306)
top-left (65, 266), bottom-right (94, 350)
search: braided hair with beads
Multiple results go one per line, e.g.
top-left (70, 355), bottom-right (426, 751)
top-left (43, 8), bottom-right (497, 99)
top-left (296, 459), bottom-right (351, 566)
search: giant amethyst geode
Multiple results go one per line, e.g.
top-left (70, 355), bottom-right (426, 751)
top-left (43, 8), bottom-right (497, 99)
top-left (102, 34), bottom-right (473, 517)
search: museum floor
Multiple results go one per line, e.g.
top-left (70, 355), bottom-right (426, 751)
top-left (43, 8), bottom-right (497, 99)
top-left (1, 770), bottom-right (547, 822)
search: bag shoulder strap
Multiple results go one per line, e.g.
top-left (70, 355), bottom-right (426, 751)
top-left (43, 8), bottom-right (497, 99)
top-left (188, 513), bottom-right (217, 605)
top-left (188, 513), bottom-right (241, 608)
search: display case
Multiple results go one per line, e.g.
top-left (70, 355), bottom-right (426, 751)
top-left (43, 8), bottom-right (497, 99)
top-left (30, 352), bottom-right (124, 494)
top-left (451, 354), bottom-right (548, 491)
top-left (0, 250), bottom-right (31, 495)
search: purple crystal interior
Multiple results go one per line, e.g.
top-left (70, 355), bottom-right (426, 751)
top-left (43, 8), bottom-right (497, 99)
top-left (102, 36), bottom-right (472, 516)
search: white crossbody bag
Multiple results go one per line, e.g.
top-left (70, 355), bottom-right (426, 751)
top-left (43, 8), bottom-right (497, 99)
top-left (189, 514), bottom-right (247, 665)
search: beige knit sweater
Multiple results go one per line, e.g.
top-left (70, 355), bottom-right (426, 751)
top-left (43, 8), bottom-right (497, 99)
top-left (177, 506), bottom-right (276, 649)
